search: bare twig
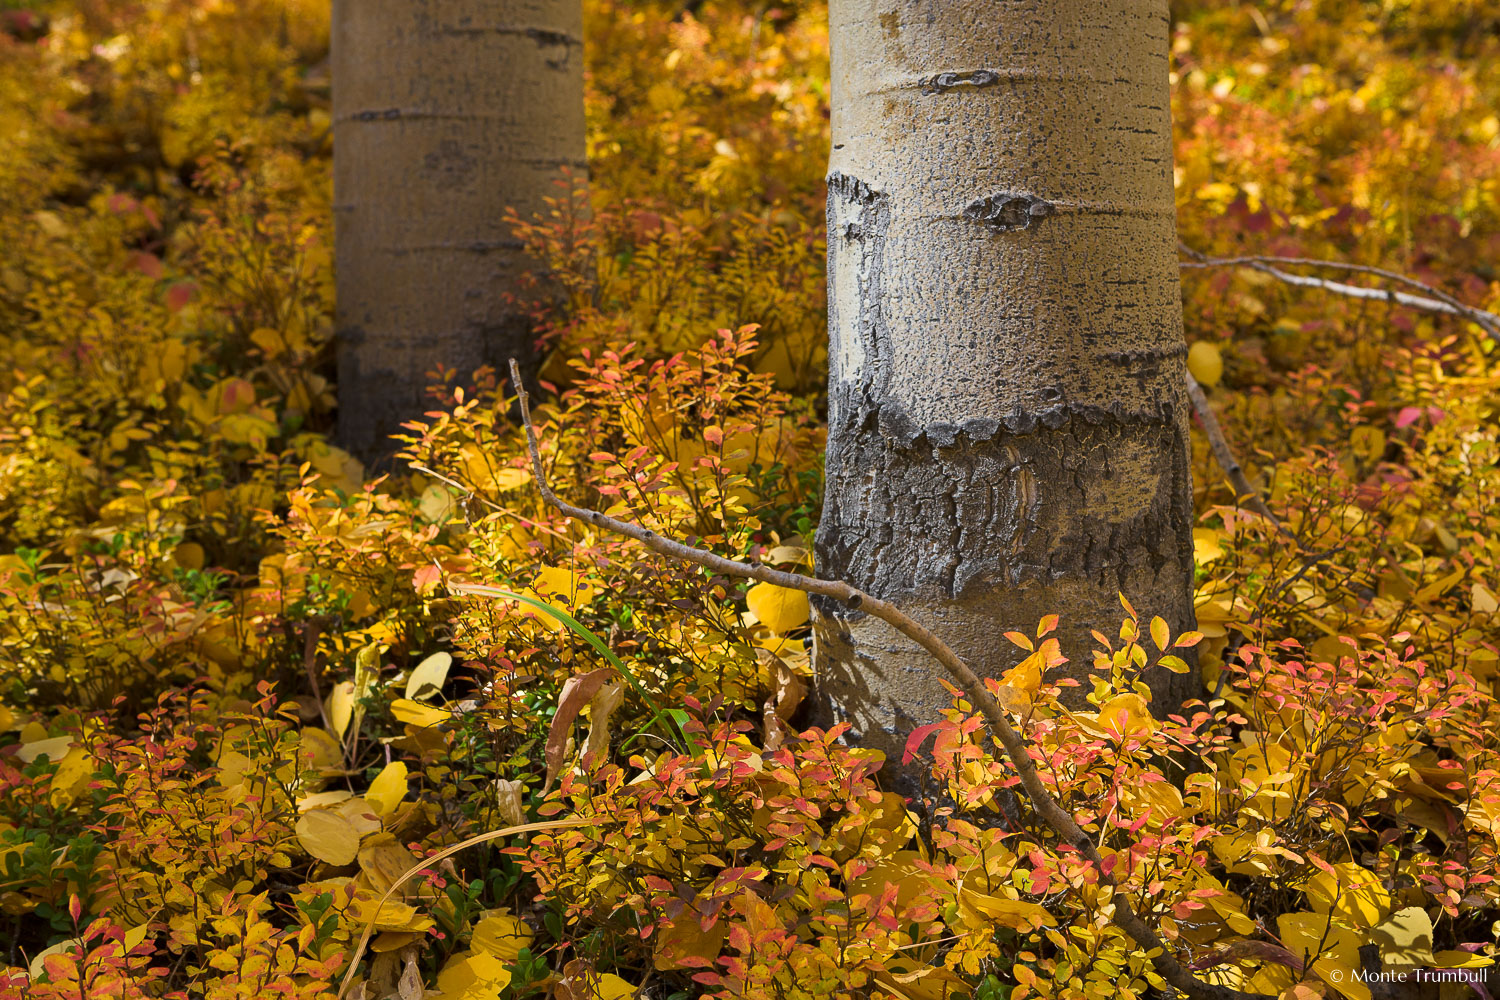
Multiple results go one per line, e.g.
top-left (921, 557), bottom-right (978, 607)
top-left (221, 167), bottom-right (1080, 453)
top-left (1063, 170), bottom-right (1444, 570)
top-left (1178, 243), bottom-right (1500, 339)
top-left (505, 359), bottom-right (1271, 1000)
top-left (301, 615), bottom-right (335, 736)
top-left (1184, 372), bottom-right (1291, 537)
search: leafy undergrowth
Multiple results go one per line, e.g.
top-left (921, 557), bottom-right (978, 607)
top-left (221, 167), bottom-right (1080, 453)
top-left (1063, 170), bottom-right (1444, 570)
top-left (0, 0), bottom-right (1498, 998)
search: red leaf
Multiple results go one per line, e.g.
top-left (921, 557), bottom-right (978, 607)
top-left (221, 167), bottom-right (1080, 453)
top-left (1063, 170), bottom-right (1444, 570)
top-left (164, 281), bottom-right (197, 312)
top-left (412, 564), bottom-right (442, 595)
top-left (903, 721), bottom-right (948, 765)
top-left (130, 251), bottom-right (164, 279)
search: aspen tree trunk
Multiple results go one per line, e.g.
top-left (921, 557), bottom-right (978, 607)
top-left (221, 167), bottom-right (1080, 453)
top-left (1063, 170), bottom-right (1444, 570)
top-left (333, 0), bottom-right (586, 461)
top-left (814, 0), bottom-right (1196, 785)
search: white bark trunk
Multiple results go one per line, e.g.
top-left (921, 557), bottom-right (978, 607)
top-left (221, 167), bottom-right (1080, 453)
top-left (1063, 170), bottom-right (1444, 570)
top-left (815, 0), bottom-right (1195, 785)
top-left (333, 0), bottom-right (587, 461)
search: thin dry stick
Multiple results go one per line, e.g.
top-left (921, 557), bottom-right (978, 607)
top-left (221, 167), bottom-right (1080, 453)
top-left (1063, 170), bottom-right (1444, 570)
top-left (506, 360), bottom-right (1271, 1000)
top-left (1184, 372), bottom-right (1291, 538)
top-left (1178, 243), bottom-right (1500, 339)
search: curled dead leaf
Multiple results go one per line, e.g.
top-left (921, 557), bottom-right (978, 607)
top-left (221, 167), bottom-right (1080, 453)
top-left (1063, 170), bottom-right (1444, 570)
top-left (543, 667), bottom-right (615, 794)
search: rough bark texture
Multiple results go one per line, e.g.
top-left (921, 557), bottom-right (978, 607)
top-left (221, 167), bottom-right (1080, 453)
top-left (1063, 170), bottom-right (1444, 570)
top-left (333, 0), bottom-right (586, 462)
top-left (814, 0), bottom-right (1196, 788)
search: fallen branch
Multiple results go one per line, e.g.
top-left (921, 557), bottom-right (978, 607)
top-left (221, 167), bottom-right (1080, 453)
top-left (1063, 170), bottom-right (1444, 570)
top-left (1178, 243), bottom-right (1500, 339)
top-left (1184, 372), bottom-right (1291, 537)
top-left (505, 359), bottom-right (1271, 1000)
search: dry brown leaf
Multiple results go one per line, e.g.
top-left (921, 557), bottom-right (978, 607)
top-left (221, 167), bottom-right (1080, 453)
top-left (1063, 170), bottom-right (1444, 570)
top-left (396, 951), bottom-right (422, 1000)
top-left (493, 778), bottom-right (525, 828)
top-left (543, 667), bottom-right (614, 794)
top-left (583, 681), bottom-right (625, 765)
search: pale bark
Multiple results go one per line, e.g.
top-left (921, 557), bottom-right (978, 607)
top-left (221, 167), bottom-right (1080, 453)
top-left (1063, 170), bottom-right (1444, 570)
top-left (815, 0), bottom-right (1196, 781)
top-left (332, 0), bottom-right (586, 462)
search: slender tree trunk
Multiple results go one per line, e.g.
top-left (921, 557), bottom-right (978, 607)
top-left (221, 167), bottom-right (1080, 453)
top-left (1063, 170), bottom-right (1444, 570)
top-left (332, 0), bottom-right (586, 462)
top-left (814, 0), bottom-right (1196, 787)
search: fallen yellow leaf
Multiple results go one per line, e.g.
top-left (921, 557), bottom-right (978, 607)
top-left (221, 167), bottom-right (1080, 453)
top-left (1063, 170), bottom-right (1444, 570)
top-left (365, 760), bottom-right (408, 820)
top-left (437, 950), bottom-right (513, 999)
top-left (746, 582), bottom-right (810, 635)
top-left (296, 809), bottom-right (361, 866)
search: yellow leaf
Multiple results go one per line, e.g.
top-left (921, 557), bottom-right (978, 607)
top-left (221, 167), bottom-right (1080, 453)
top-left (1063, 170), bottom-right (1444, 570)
top-left (365, 761), bottom-right (408, 820)
top-left (1150, 615), bottom-right (1170, 651)
top-left (438, 950), bottom-right (514, 999)
top-left (764, 544), bottom-right (811, 567)
top-left (1370, 906), bottom-right (1435, 966)
top-left (746, 582), bottom-right (810, 635)
top-left (1187, 341), bottom-right (1224, 387)
top-left (874, 964), bottom-right (971, 1000)
top-left (418, 484), bottom-right (457, 524)
top-left (533, 566), bottom-right (594, 611)
top-left (471, 911), bottom-right (535, 963)
top-left (1434, 950), bottom-right (1492, 969)
top-left (405, 651), bottom-right (452, 701)
top-left (249, 327), bottom-right (286, 357)
top-left (327, 682), bottom-right (355, 741)
top-left (297, 790), bottom-right (353, 812)
top-left (594, 974), bottom-right (637, 999)
top-left (173, 542), bottom-right (206, 571)
top-left (1096, 693), bottom-right (1156, 739)
top-left (1305, 862), bottom-right (1392, 928)
top-left (996, 639), bottom-right (1063, 712)
top-left (371, 931), bottom-right (417, 953)
top-left (1277, 911), bottom-right (1371, 1000)
top-left (1474, 583), bottom-right (1499, 615)
top-left (351, 897), bottom-right (434, 934)
top-left (653, 914), bottom-right (728, 971)
top-left (28, 939), bottom-right (80, 980)
top-left (584, 681), bottom-right (625, 764)
top-left (390, 699), bottom-right (450, 728)
top-left (358, 833), bottom-right (419, 896)
top-left (957, 889), bottom-right (1055, 931)
top-left (301, 726), bottom-right (344, 772)
top-left (1197, 873), bottom-right (1257, 935)
top-left (1193, 527), bottom-right (1225, 565)
top-left (54, 748), bottom-right (94, 806)
top-left (334, 796), bottom-right (384, 837)
top-left (491, 467), bottom-right (530, 490)
top-left (16, 735), bottom-right (72, 763)
top-left (296, 809), bottom-right (361, 866)
top-left (848, 851), bottom-right (929, 911)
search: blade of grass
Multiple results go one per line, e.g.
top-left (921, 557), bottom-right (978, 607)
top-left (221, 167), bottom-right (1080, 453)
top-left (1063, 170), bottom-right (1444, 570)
top-left (449, 583), bottom-right (698, 754)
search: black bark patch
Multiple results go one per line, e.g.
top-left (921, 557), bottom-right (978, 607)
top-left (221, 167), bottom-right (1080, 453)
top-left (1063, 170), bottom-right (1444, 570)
top-left (964, 192), bottom-right (1052, 232)
top-left (1102, 345), bottom-right (1189, 364)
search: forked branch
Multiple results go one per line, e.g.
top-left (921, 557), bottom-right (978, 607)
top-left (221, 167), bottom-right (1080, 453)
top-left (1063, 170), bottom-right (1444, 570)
top-left (505, 359), bottom-right (1271, 1000)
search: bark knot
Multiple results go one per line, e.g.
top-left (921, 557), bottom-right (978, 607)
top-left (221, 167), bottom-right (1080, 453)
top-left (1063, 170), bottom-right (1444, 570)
top-left (964, 192), bottom-right (1052, 232)
top-left (922, 69), bottom-right (1002, 94)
